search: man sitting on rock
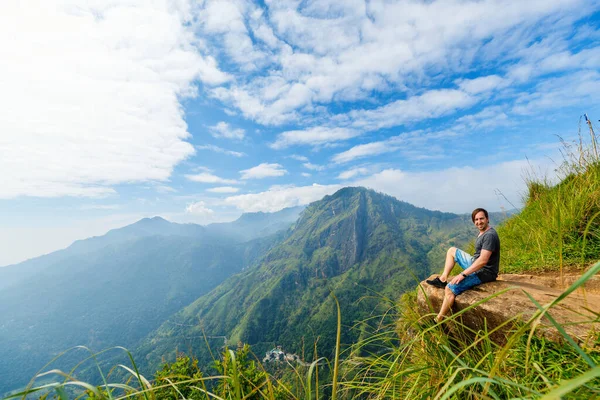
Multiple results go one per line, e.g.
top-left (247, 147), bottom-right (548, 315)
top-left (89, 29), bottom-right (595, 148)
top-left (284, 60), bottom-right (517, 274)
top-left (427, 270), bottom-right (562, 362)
top-left (426, 208), bottom-right (500, 323)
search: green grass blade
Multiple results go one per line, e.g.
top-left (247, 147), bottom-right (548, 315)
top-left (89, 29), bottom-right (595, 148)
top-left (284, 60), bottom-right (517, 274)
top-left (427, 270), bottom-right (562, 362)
top-left (2, 383), bottom-right (61, 399)
top-left (540, 365), bottom-right (600, 399)
top-left (306, 357), bottom-right (326, 400)
top-left (329, 291), bottom-right (342, 400)
top-left (54, 385), bottom-right (69, 400)
top-left (63, 380), bottom-right (103, 397)
top-left (117, 364), bottom-right (152, 391)
top-left (229, 349), bottom-right (242, 400)
top-left (439, 377), bottom-right (500, 400)
top-left (522, 291), bottom-right (596, 368)
top-left (546, 260), bottom-right (600, 308)
top-left (113, 346), bottom-right (150, 400)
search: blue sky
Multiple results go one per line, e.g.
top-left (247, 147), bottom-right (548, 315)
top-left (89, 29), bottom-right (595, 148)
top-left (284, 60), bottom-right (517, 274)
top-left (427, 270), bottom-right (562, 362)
top-left (1, 0), bottom-right (599, 266)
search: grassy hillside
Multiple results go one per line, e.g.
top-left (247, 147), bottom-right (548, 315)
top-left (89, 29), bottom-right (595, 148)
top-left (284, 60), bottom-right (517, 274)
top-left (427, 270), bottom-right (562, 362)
top-left (499, 135), bottom-right (600, 273)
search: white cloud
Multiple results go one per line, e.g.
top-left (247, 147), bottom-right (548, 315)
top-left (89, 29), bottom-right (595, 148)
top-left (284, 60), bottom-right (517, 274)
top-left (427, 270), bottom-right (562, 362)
top-left (205, 1), bottom-right (586, 125)
top-left (290, 154), bottom-right (309, 161)
top-left (512, 70), bottom-right (600, 115)
top-left (301, 172), bottom-right (312, 177)
top-left (206, 186), bottom-right (240, 193)
top-left (271, 127), bottom-right (360, 149)
top-left (352, 159), bottom-right (555, 213)
top-left (240, 163), bottom-right (287, 179)
top-left (303, 162), bottom-right (325, 171)
top-left (196, 144), bottom-right (246, 157)
top-left (338, 167), bottom-right (370, 180)
top-left (185, 201), bottom-right (215, 216)
top-left (0, 1), bottom-right (231, 199)
top-left (456, 75), bottom-right (508, 94)
top-left (199, 0), bottom-right (267, 70)
top-left (209, 122), bottom-right (246, 140)
top-left (225, 183), bottom-right (341, 212)
top-left (347, 89), bottom-right (476, 130)
top-left (333, 141), bottom-right (393, 164)
top-left (155, 185), bottom-right (177, 194)
top-left (186, 172), bottom-right (239, 184)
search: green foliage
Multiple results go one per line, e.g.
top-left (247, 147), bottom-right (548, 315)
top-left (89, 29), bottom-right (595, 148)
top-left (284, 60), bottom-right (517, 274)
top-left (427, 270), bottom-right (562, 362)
top-left (214, 344), bottom-right (289, 399)
top-left (498, 132), bottom-right (600, 273)
top-left (153, 355), bottom-right (206, 400)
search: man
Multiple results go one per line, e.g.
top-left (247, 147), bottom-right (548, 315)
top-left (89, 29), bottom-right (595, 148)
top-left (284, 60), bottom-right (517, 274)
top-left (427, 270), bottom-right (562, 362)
top-left (426, 208), bottom-right (500, 322)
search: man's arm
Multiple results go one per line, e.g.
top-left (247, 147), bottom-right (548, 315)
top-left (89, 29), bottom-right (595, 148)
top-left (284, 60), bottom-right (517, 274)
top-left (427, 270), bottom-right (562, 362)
top-left (449, 249), bottom-right (492, 284)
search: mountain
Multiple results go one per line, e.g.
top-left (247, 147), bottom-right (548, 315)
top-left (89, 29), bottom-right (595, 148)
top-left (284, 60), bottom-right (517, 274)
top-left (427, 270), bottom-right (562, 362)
top-left (0, 210), bottom-right (299, 395)
top-left (0, 208), bottom-right (304, 290)
top-left (137, 188), bottom-right (478, 371)
top-left (207, 206), bottom-right (304, 242)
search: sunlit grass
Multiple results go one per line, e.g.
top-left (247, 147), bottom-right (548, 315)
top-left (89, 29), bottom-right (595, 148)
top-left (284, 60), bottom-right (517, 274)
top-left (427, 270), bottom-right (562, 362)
top-left (499, 123), bottom-right (600, 274)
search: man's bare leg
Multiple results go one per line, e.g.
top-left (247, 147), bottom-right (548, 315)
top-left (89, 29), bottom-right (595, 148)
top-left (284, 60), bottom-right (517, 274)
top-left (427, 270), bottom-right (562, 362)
top-left (436, 286), bottom-right (455, 322)
top-left (439, 247), bottom-right (457, 283)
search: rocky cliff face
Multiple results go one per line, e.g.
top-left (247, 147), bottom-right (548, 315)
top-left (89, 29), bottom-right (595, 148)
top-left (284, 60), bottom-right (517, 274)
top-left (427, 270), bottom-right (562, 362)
top-left (417, 273), bottom-right (600, 346)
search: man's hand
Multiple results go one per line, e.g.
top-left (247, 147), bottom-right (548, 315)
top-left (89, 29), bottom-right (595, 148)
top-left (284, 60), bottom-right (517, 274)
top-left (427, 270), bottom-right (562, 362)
top-left (450, 274), bottom-right (465, 285)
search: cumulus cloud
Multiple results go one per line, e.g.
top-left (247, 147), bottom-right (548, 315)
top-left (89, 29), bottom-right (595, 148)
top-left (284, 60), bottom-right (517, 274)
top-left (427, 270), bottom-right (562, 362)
top-left (351, 159), bottom-right (555, 213)
top-left (225, 183), bottom-right (341, 212)
top-left (186, 172), bottom-right (239, 184)
top-left (206, 186), bottom-right (240, 193)
top-left (0, 1), bottom-right (230, 199)
top-left (209, 122), bottom-right (246, 140)
top-left (196, 144), bottom-right (246, 157)
top-left (203, 0), bottom-right (587, 126)
top-left (240, 163), bottom-right (287, 179)
top-left (271, 127), bottom-right (360, 149)
top-left (185, 201), bottom-right (214, 216)
top-left (338, 167), bottom-right (370, 180)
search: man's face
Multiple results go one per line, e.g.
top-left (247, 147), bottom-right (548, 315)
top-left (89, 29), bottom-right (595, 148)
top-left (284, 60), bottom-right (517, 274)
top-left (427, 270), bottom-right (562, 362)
top-left (473, 211), bottom-right (489, 232)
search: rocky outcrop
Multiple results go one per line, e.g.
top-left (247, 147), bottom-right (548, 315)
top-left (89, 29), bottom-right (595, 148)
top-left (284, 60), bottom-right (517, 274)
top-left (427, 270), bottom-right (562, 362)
top-left (417, 274), bottom-right (600, 346)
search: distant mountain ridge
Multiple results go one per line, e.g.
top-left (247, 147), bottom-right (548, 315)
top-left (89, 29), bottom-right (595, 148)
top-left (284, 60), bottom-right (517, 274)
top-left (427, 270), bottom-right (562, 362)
top-left (0, 207), bottom-right (302, 395)
top-left (0, 207), bottom-right (303, 290)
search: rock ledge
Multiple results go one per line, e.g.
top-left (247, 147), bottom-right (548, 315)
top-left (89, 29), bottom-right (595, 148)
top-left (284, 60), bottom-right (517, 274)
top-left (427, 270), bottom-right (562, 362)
top-left (417, 274), bottom-right (600, 346)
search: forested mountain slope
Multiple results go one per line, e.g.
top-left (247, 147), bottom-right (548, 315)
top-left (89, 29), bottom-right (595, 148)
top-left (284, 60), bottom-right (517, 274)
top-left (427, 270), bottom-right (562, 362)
top-left (138, 187), bottom-right (482, 371)
top-left (0, 209), bottom-right (300, 395)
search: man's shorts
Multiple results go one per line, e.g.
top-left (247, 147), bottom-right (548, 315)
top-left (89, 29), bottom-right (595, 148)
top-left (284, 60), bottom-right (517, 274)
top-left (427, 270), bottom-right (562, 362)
top-left (447, 248), bottom-right (482, 296)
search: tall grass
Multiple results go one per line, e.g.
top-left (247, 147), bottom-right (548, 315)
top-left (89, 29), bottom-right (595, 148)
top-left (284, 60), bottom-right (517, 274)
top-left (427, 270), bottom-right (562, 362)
top-left (3, 296), bottom-right (345, 400)
top-left (338, 261), bottom-right (600, 399)
top-left (499, 121), bottom-right (600, 273)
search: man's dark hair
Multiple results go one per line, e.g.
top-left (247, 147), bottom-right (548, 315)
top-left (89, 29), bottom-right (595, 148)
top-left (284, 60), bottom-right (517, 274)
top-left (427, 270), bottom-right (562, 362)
top-left (471, 208), bottom-right (489, 222)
